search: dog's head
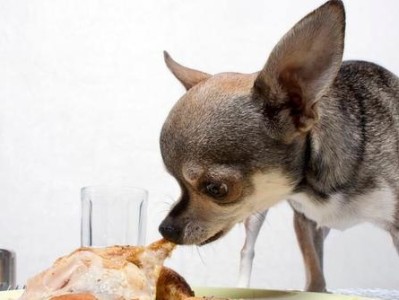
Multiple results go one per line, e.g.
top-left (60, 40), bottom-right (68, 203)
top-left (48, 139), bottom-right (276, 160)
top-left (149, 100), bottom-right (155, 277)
top-left (159, 0), bottom-right (345, 245)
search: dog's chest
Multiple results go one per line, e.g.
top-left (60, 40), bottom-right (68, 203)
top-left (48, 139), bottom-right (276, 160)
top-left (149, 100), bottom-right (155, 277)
top-left (288, 188), bottom-right (396, 230)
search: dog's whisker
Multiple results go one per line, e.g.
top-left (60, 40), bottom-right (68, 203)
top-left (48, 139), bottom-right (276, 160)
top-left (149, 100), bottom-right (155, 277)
top-left (159, 201), bottom-right (174, 207)
top-left (194, 245), bottom-right (206, 266)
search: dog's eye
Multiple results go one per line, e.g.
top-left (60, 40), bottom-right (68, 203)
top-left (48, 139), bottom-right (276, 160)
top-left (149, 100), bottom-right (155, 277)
top-left (205, 182), bottom-right (228, 199)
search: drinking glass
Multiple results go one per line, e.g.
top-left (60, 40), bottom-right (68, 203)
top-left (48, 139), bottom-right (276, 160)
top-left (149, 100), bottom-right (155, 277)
top-left (81, 186), bottom-right (148, 247)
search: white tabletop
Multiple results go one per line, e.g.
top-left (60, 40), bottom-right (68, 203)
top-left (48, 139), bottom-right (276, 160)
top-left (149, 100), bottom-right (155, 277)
top-left (332, 289), bottom-right (399, 300)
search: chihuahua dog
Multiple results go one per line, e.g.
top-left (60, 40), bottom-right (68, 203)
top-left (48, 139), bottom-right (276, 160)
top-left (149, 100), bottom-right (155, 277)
top-left (159, 0), bottom-right (399, 292)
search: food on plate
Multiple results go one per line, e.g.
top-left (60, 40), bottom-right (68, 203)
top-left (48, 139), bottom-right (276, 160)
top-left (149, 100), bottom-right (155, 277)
top-left (155, 267), bottom-right (195, 300)
top-left (18, 239), bottom-right (199, 300)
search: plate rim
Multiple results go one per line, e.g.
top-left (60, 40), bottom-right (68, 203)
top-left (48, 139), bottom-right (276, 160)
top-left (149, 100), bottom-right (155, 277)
top-left (192, 286), bottom-right (378, 300)
top-left (0, 288), bottom-right (377, 300)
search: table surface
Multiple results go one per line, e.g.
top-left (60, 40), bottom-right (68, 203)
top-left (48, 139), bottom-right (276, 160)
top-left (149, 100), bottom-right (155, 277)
top-left (331, 289), bottom-right (399, 300)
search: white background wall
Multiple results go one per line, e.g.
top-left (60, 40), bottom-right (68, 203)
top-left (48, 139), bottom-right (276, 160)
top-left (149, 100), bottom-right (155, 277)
top-left (1, 0), bottom-right (399, 291)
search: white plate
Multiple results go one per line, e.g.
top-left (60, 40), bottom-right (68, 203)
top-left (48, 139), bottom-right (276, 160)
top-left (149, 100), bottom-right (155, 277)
top-left (0, 288), bottom-right (377, 300)
top-left (193, 287), bottom-right (378, 299)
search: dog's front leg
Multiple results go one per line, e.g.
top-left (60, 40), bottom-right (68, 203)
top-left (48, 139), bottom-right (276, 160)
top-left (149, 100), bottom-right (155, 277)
top-left (237, 210), bottom-right (268, 287)
top-left (293, 210), bottom-right (330, 292)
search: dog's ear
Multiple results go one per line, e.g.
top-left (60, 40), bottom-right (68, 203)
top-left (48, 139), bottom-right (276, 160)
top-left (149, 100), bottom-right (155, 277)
top-left (254, 0), bottom-right (345, 139)
top-left (164, 51), bottom-right (211, 90)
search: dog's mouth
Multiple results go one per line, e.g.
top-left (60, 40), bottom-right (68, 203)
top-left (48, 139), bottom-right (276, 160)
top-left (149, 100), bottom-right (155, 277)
top-left (199, 230), bottom-right (224, 246)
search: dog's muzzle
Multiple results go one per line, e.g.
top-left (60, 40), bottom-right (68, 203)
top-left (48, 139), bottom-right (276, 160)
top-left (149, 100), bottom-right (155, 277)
top-left (159, 217), bottom-right (183, 244)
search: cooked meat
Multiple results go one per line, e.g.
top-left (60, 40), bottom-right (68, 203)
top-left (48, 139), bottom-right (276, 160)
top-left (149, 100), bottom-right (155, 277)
top-left (19, 239), bottom-right (192, 300)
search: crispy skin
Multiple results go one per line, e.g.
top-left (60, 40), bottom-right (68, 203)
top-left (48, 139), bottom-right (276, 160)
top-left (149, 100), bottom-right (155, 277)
top-left (156, 267), bottom-right (194, 300)
top-left (49, 267), bottom-right (195, 300)
top-left (51, 294), bottom-right (97, 300)
top-left (22, 239), bottom-right (201, 300)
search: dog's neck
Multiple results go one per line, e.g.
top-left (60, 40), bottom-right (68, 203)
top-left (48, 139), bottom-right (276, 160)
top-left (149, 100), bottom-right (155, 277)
top-left (294, 94), bottom-right (365, 199)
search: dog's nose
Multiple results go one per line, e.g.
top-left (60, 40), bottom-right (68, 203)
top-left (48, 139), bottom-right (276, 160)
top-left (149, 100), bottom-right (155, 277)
top-left (159, 219), bottom-right (182, 244)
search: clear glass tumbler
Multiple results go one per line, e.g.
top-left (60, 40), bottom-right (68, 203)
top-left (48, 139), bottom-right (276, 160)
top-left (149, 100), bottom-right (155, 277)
top-left (81, 186), bottom-right (148, 247)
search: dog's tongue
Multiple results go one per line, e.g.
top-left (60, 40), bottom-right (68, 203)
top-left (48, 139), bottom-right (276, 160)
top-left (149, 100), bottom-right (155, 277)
top-left (19, 239), bottom-right (175, 300)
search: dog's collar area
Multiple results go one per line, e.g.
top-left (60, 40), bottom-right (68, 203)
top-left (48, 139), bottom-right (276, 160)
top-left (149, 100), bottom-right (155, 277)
top-left (293, 133), bottom-right (329, 200)
top-left (294, 133), bottom-right (312, 190)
